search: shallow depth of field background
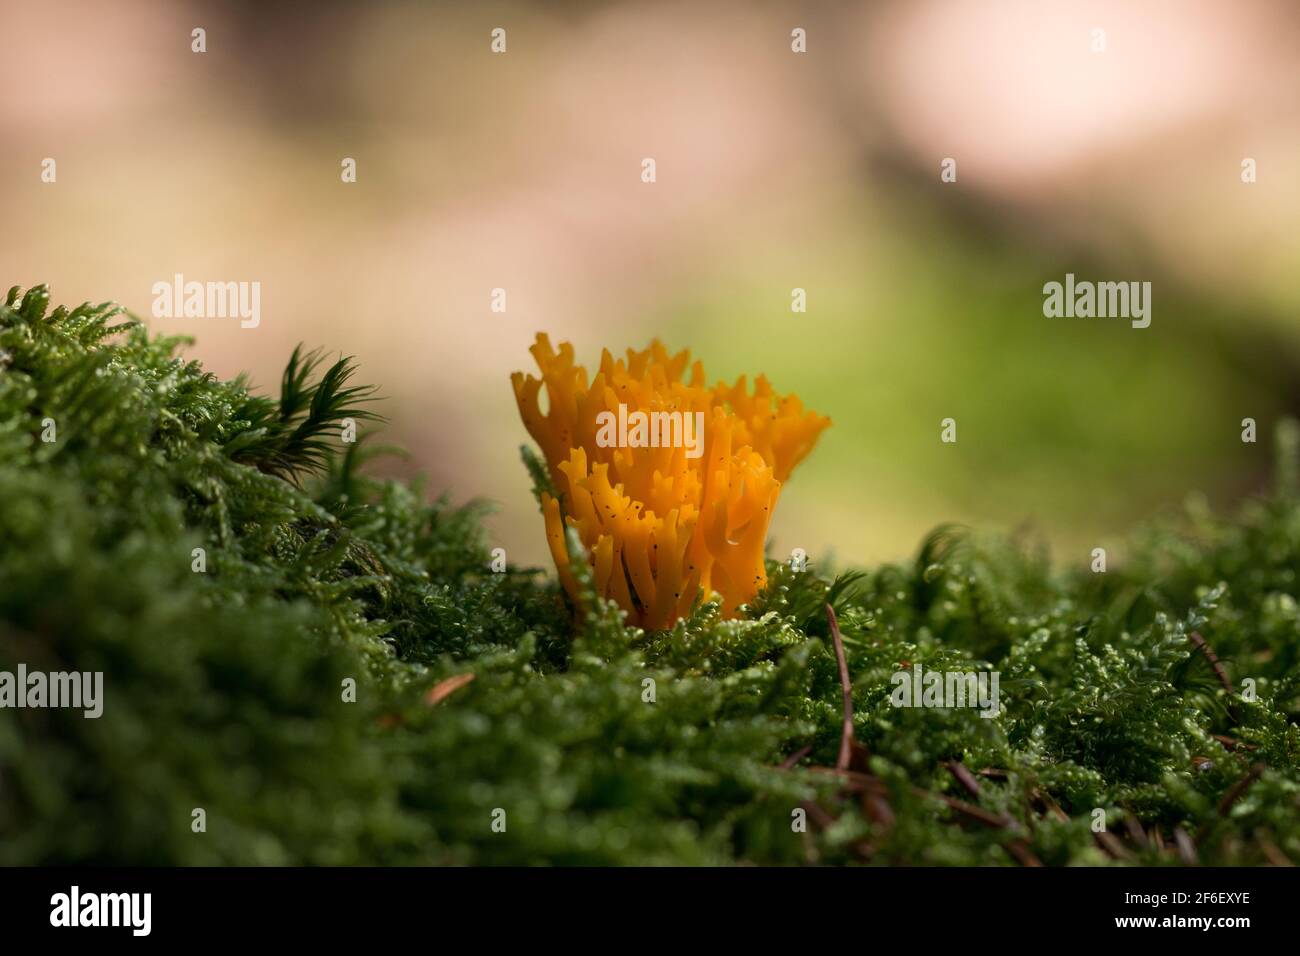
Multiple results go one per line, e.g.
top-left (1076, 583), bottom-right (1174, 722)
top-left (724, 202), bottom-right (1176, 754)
top-left (4, 0), bottom-right (1299, 571)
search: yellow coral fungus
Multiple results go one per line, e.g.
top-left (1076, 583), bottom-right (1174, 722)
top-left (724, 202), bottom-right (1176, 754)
top-left (512, 333), bottom-right (829, 630)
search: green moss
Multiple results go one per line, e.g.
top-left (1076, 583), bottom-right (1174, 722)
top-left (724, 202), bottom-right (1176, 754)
top-left (1, 284), bottom-right (1296, 865)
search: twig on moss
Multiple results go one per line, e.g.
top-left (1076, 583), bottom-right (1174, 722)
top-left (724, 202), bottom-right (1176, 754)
top-left (932, 792), bottom-right (1018, 831)
top-left (1258, 836), bottom-right (1293, 867)
top-left (1006, 840), bottom-right (1045, 867)
top-left (800, 800), bottom-right (837, 831)
top-left (806, 766), bottom-right (888, 793)
top-left (1189, 630), bottom-right (1237, 719)
top-left (930, 791), bottom-right (1041, 866)
top-left (1095, 830), bottom-right (1135, 861)
top-left (825, 603), bottom-right (854, 772)
top-left (947, 761), bottom-right (983, 800)
top-left (778, 745), bottom-right (812, 770)
top-left (864, 793), bottom-right (896, 830)
top-left (1032, 788), bottom-right (1068, 822)
top-left (1216, 763), bottom-right (1266, 818)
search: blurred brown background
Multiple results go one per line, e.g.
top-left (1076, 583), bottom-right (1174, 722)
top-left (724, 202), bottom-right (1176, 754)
top-left (4, 0), bottom-right (1299, 570)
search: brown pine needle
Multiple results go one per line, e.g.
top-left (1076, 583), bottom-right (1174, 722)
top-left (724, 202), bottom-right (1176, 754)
top-left (1217, 762), bottom-right (1266, 817)
top-left (825, 603), bottom-right (854, 772)
top-left (801, 799), bottom-right (837, 831)
top-left (947, 761), bottom-right (983, 800)
top-left (1006, 839), bottom-right (1044, 867)
top-left (1259, 837), bottom-right (1294, 867)
top-left (932, 792), bottom-right (1019, 831)
top-left (1189, 630), bottom-right (1238, 719)
top-left (864, 793), bottom-right (896, 829)
top-left (778, 745), bottom-right (813, 770)
top-left (806, 766), bottom-right (889, 793)
top-left (1174, 827), bottom-right (1199, 865)
top-left (1095, 829), bottom-right (1135, 861)
top-left (425, 672), bottom-right (476, 706)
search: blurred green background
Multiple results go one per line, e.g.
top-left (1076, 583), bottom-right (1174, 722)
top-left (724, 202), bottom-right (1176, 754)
top-left (3, 0), bottom-right (1298, 570)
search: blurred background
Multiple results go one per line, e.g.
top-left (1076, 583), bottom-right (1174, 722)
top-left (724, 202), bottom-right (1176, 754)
top-left (3, 0), bottom-right (1299, 571)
